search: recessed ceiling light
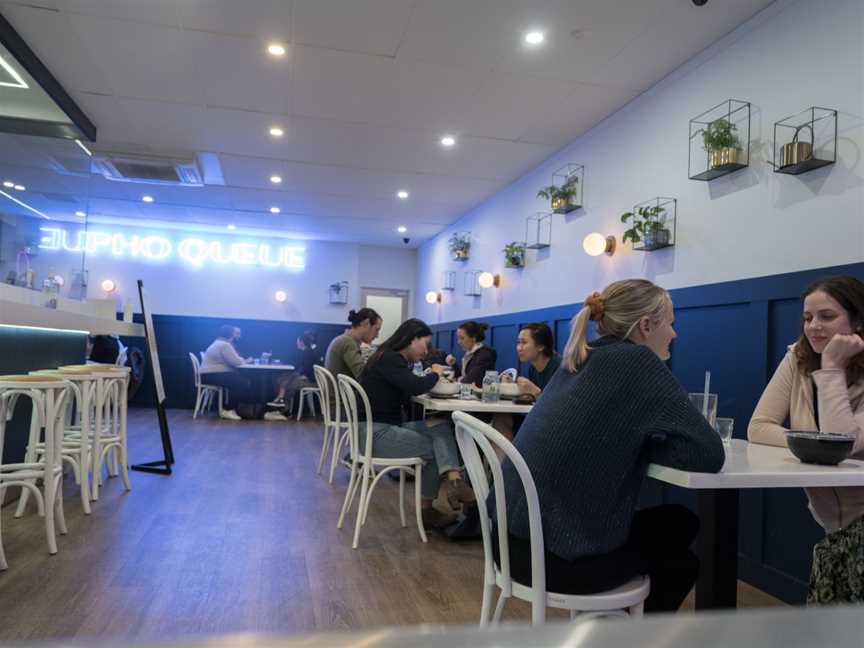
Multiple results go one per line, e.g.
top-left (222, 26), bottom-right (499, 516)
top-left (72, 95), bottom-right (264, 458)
top-left (269, 126), bottom-right (284, 137)
top-left (2, 181), bottom-right (13, 188)
top-left (142, 195), bottom-right (154, 203)
top-left (75, 211), bottom-right (86, 217)
top-left (397, 225), bottom-right (407, 233)
top-left (270, 175), bottom-right (282, 184)
top-left (269, 206), bottom-right (281, 214)
top-left (440, 135), bottom-right (456, 147)
top-left (397, 190), bottom-right (409, 200)
top-left (14, 185), bottom-right (25, 191)
top-left (267, 43), bottom-right (286, 57)
top-left (227, 224), bottom-right (236, 231)
top-left (524, 30), bottom-right (545, 45)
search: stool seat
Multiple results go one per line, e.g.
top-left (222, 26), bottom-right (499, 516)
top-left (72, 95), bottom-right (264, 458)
top-left (0, 375), bottom-right (68, 383)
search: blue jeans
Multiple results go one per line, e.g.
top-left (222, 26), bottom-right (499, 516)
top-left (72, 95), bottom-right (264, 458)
top-left (369, 420), bottom-right (460, 499)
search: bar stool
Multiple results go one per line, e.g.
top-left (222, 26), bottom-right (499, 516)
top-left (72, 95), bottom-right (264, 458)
top-left (23, 367), bottom-right (98, 515)
top-left (59, 364), bottom-right (132, 500)
top-left (0, 375), bottom-right (73, 570)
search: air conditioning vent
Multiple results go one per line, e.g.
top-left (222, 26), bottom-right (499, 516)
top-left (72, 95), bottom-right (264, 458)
top-left (92, 153), bottom-right (206, 187)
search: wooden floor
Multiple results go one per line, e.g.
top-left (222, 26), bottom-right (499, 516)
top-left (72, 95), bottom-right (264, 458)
top-left (0, 409), bottom-right (783, 642)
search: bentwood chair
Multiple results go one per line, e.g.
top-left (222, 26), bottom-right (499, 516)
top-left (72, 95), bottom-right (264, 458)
top-left (189, 353), bottom-right (223, 418)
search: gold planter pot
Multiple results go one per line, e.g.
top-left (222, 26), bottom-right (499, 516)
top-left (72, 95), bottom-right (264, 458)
top-left (709, 147), bottom-right (739, 169)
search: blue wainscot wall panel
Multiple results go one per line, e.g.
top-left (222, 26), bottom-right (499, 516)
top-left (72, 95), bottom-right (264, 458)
top-left (428, 262), bottom-right (864, 605)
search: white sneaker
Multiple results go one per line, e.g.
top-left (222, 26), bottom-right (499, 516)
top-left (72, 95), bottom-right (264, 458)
top-left (219, 409), bottom-right (242, 420)
top-left (264, 411), bottom-right (289, 422)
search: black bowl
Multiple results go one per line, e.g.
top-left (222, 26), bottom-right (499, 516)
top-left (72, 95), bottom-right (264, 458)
top-left (786, 431), bottom-right (855, 466)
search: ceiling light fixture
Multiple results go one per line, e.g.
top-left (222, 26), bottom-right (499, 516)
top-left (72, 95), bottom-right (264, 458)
top-left (269, 206), bottom-right (281, 214)
top-left (14, 185), bottom-right (25, 191)
top-left (269, 126), bottom-right (284, 137)
top-left (524, 30), bottom-right (546, 45)
top-left (75, 211), bottom-right (86, 218)
top-left (397, 225), bottom-right (407, 233)
top-left (440, 135), bottom-right (456, 148)
top-left (267, 43), bottom-right (286, 57)
top-left (397, 190), bottom-right (409, 200)
top-left (270, 175), bottom-right (282, 184)
top-left (2, 181), bottom-right (13, 188)
top-left (142, 195), bottom-right (154, 203)
top-left (227, 224), bottom-right (236, 231)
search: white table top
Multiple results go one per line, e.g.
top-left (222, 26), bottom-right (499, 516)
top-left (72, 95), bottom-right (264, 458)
top-left (239, 364), bottom-right (295, 371)
top-left (412, 393), bottom-right (533, 415)
top-left (647, 439), bottom-right (864, 490)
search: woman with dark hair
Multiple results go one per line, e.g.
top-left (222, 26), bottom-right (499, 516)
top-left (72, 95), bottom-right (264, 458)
top-left (269, 330), bottom-right (323, 410)
top-left (749, 275), bottom-right (864, 604)
top-left (360, 318), bottom-right (475, 528)
top-left (445, 321), bottom-right (497, 387)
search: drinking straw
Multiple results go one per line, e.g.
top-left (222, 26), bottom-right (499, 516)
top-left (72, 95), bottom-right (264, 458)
top-left (702, 371), bottom-right (711, 418)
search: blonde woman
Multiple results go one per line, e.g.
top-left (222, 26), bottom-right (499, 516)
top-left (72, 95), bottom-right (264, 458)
top-left (749, 276), bottom-right (864, 604)
top-left (491, 279), bottom-right (724, 613)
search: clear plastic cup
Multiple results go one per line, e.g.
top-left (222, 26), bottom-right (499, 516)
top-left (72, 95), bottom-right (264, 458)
top-left (715, 417), bottom-right (734, 446)
top-left (689, 393), bottom-right (718, 427)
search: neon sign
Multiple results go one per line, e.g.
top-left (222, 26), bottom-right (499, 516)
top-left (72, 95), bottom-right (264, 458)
top-left (38, 227), bottom-right (305, 270)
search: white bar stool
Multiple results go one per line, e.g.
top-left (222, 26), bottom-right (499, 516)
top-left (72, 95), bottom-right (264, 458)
top-left (0, 375), bottom-right (73, 570)
top-left (23, 367), bottom-right (98, 515)
top-left (59, 364), bottom-right (131, 500)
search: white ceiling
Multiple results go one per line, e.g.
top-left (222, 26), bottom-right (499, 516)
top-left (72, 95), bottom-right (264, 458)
top-left (0, 0), bottom-right (775, 247)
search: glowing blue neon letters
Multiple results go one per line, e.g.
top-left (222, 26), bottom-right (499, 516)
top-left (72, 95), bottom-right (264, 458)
top-left (38, 227), bottom-right (305, 270)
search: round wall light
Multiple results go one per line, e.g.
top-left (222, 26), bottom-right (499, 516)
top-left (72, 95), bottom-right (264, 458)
top-left (101, 279), bottom-right (116, 293)
top-left (583, 233), bottom-right (616, 257)
top-left (275, 290), bottom-right (287, 303)
top-left (478, 271), bottom-right (500, 289)
top-left (425, 290), bottom-right (441, 305)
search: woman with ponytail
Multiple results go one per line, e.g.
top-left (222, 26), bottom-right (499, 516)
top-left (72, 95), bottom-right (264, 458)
top-left (491, 279), bottom-right (725, 613)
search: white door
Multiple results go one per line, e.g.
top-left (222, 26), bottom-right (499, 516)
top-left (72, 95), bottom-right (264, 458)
top-left (362, 288), bottom-right (409, 345)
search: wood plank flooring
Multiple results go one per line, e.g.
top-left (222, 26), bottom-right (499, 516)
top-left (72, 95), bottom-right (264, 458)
top-left (0, 409), bottom-right (783, 642)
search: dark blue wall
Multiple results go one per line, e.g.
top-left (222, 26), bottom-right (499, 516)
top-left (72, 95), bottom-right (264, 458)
top-left (122, 315), bottom-right (346, 410)
top-left (429, 262), bottom-right (864, 604)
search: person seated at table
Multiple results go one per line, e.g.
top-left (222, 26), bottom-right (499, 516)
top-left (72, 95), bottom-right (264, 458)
top-left (201, 325), bottom-right (283, 421)
top-left (493, 323), bottom-right (561, 443)
top-left (446, 321), bottom-right (497, 387)
top-left (88, 334), bottom-right (124, 364)
top-left (269, 330), bottom-right (323, 410)
top-left (491, 279), bottom-right (724, 613)
top-left (748, 276), bottom-right (864, 605)
top-left (325, 308), bottom-right (381, 379)
top-left (360, 318), bottom-right (476, 528)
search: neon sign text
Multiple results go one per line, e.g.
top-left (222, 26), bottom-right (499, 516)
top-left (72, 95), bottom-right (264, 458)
top-left (38, 227), bottom-right (305, 270)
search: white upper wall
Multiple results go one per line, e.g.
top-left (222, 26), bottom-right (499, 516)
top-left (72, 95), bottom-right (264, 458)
top-left (416, 0), bottom-right (864, 323)
top-left (73, 231), bottom-right (416, 323)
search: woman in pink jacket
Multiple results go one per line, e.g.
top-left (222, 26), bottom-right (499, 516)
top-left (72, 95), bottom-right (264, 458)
top-left (749, 276), bottom-right (864, 604)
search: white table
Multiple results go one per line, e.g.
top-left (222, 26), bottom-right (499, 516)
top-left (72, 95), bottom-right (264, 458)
top-left (239, 364), bottom-right (294, 371)
top-left (412, 394), bottom-right (533, 415)
top-left (647, 439), bottom-right (864, 609)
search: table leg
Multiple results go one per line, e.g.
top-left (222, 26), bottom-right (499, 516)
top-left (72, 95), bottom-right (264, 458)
top-left (695, 489), bottom-right (739, 609)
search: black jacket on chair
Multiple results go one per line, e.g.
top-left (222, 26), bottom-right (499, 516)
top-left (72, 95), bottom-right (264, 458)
top-left (454, 346), bottom-right (498, 387)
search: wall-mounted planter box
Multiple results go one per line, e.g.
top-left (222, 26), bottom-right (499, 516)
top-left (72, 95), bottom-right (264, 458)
top-left (772, 107), bottom-right (837, 175)
top-left (463, 270), bottom-right (482, 297)
top-left (441, 270), bottom-right (456, 291)
top-left (537, 163), bottom-right (583, 214)
top-left (448, 231), bottom-right (471, 261)
top-left (503, 242), bottom-right (526, 268)
top-left (329, 281), bottom-right (349, 304)
top-left (525, 212), bottom-right (552, 249)
top-left (689, 99), bottom-right (750, 181)
top-left (621, 197), bottom-right (677, 252)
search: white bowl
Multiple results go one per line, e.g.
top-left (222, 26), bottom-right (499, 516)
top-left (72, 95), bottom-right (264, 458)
top-left (430, 381), bottom-right (460, 396)
top-left (498, 382), bottom-right (521, 398)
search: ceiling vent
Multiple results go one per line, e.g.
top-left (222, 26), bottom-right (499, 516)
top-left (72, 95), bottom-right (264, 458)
top-left (92, 153), bottom-right (206, 187)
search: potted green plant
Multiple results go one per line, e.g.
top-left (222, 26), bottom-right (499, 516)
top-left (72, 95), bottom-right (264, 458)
top-left (621, 205), bottom-right (670, 250)
top-left (702, 118), bottom-right (741, 169)
top-left (537, 175), bottom-right (580, 214)
top-left (448, 232), bottom-right (471, 261)
top-left (503, 241), bottom-right (526, 268)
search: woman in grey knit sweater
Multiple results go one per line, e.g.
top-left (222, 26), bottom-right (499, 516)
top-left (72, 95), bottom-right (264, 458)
top-left (493, 279), bottom-right (725, 613)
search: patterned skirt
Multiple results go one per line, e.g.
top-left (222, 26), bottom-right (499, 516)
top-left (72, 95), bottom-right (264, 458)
top-left (808, 516), bottom-right (864, 605)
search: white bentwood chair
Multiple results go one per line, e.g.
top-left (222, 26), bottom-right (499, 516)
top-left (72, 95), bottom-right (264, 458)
top-left (312, 365), bottom-right (348, 476)
top-left (452, 411), bottom-right (650, 626)
top-left (336, 374), bottom-right (427, 549)
top-left (189, 352), bottom-right (223, 418)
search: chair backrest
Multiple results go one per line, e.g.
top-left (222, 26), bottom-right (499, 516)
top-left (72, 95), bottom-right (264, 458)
top-left (313, 364), bottom-right (339, 427)
top-left (452, 410), bottom-right (547, 625)
top-left (336, 374), bottom-right (374, 464)
top-left (115, 348), bottom-right (128, 367)
top-left (189, 352), bottom-right (201, 388)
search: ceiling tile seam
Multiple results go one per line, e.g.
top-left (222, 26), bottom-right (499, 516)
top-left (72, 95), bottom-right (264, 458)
top-left (2, 2), bottom-right (57, 14)
top-left (287, 0), bottom-right (296, 119)
top-left (389, 0), bottom-right (422, 60)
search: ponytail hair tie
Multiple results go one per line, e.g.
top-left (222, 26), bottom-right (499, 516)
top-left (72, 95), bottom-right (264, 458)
top-left (584, 292), bottom-right (605, 321)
